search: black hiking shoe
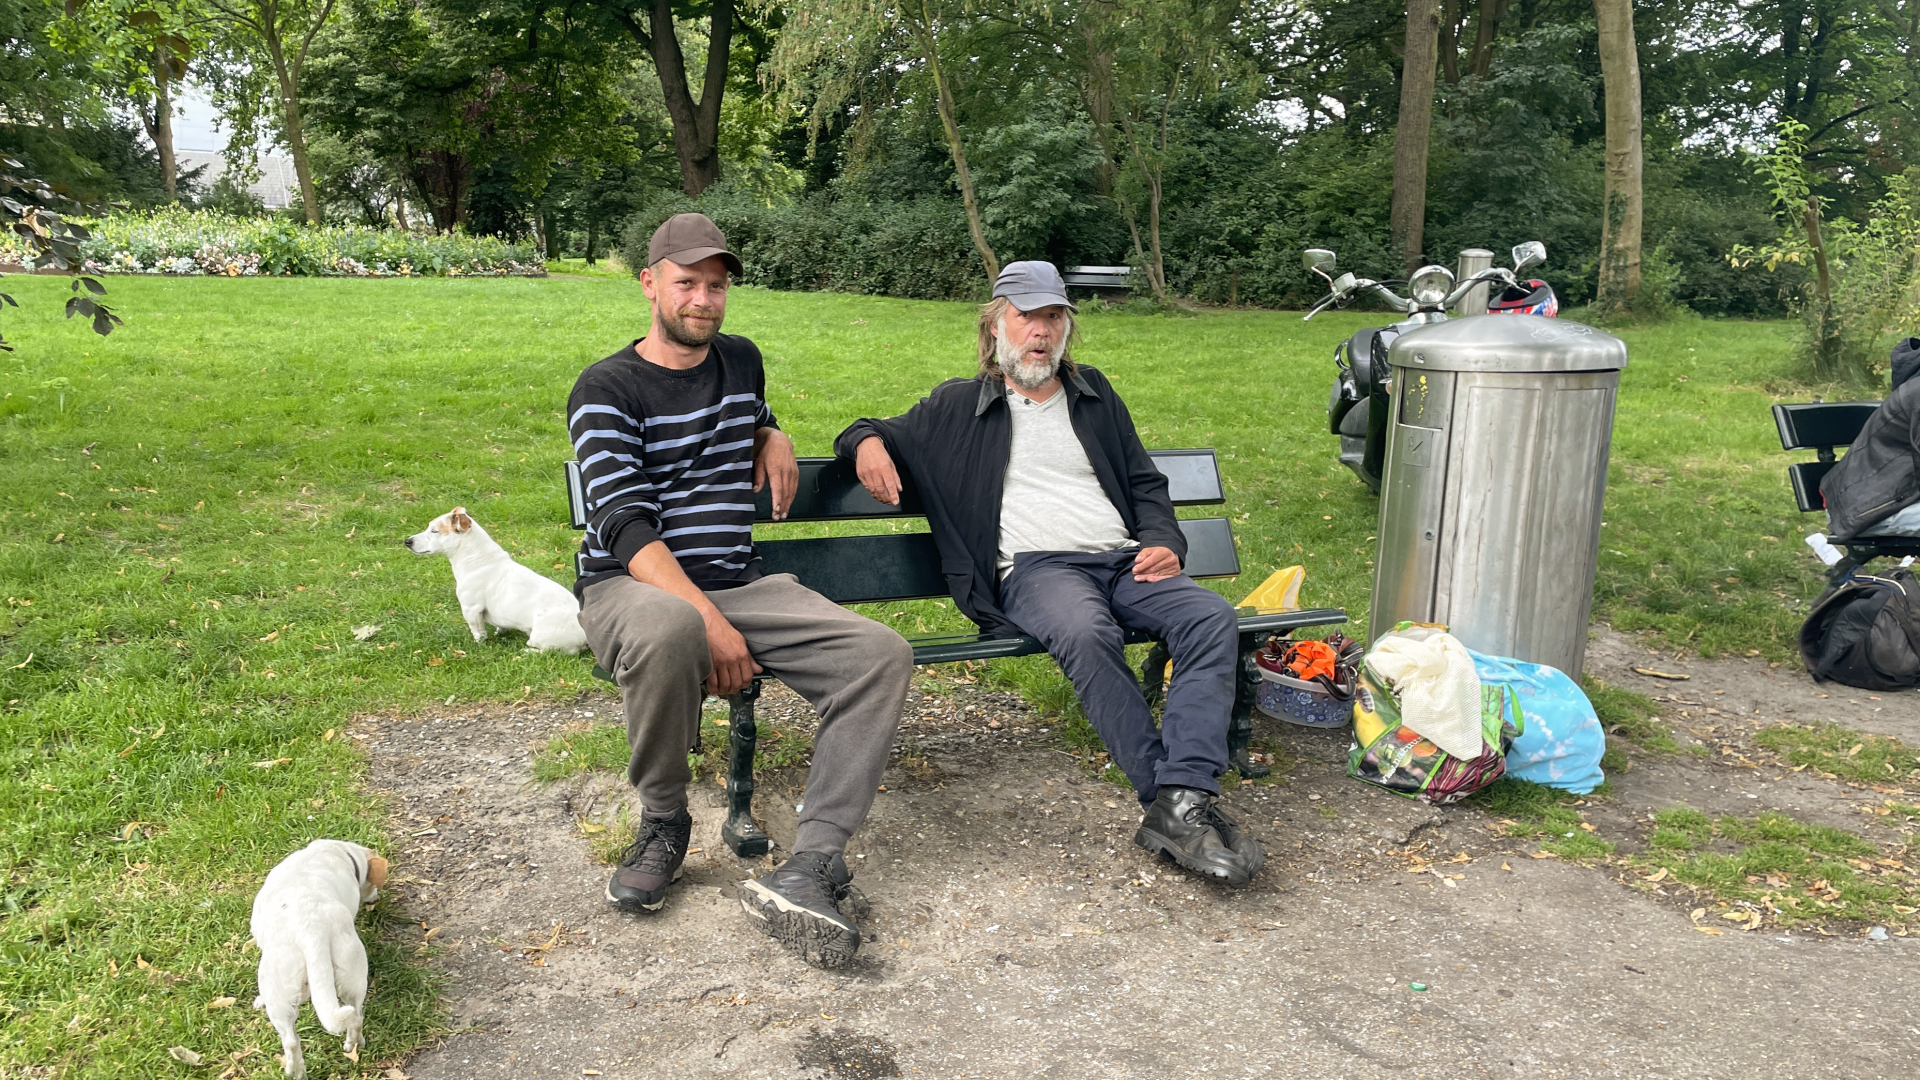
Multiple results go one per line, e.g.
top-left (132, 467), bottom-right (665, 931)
top-left (739, 851), bottom-right (862, 969)
top-left (605, 808), bottom-right (692, 912)
top-left (1134, 786), bottom-right (1261, 886)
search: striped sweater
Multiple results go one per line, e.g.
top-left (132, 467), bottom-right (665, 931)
top-left (567, 334), bottom-right (777, 596)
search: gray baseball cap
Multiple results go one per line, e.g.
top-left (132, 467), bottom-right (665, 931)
top-left (993, 261), bottom-right (1077, 313)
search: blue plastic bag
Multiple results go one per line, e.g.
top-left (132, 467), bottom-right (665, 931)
top-left (1468, 651), bottom-right (1605, 794)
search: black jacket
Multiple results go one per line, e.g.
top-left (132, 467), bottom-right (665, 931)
top-left (833, 367), bottom-right (1185, 635)
top-left (1823, 337), bottom-right (1920, 541)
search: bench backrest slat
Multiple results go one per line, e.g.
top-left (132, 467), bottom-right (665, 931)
top-left (1788, 460), bottom-right (1835, 514)
top-left (566, 449), bottom-right (1225, 529)
top-left (1772, 402), bottom-right (1879, 451)
top-left (756, 516), bottom-right (1241, 605)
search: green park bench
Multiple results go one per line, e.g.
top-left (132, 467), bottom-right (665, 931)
top-left (565, 449), bottom-right (1348, 857)
top-left (1773, 401), bottom-right (1920, 582)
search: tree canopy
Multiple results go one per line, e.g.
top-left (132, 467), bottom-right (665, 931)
top-left (13, 0), bottom-right (1919, 326)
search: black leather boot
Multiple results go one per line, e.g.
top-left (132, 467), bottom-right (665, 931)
top-left (1134, 786), bottom-right (1261, 886)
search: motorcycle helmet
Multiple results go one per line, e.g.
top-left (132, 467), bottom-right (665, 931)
top-left (1490, 278), bottom-right (1558, 317)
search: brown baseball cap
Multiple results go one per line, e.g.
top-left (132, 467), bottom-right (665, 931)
top-left (647, 212), bottom-right (742, 276)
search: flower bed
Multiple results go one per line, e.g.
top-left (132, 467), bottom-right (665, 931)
top-left (2, 210), bottom-right (545, 278)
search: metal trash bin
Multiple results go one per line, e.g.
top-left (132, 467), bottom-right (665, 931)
top-left (1369, 315), bottom-right (1628, 677)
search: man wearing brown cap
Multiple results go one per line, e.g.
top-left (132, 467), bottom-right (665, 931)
top-left (569, 213), bottom-right (911, 968)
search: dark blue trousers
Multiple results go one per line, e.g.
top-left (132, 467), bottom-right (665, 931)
top-left (1000, 549), bottom-right (1239, 806)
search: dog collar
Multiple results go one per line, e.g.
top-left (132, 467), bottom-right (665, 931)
top-left (347, 850), bottom-right (364, 883)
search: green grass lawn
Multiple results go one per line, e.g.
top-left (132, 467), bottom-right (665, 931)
top-left (0, 274), bottom-right (1834, 1073)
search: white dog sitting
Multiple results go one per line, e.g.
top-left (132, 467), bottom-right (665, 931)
top-left (404, 507), bottom-right (589, 653)
top-left (251, 839), bottom-right (388, 1079)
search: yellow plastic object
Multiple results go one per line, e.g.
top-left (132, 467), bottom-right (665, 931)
top-left (1237, 565), bottom-right (1304, 612)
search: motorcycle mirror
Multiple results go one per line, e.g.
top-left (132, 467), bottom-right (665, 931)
top-left (1303, 248), bottom-right (1337, 282)
top-left (1511, 241), bottom-right (1546, 273)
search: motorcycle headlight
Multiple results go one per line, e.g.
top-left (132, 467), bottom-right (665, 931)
top-left (1409, 265), bottom-right (1455, 307)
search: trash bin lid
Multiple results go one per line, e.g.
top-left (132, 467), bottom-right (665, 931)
top-left (1387, 314), bottom-right (1628, 373)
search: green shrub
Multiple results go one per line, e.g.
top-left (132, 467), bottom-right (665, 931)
top-left (620, 184), bottom-right (983, 300)
top-left (27, 209), bottom-right (545, 278)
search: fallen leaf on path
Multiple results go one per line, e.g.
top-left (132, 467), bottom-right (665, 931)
top-left (252, 758), bottom-right (290, 769)
top-left (1645, 868), bottom-right (1669, 883)
top-left (167, 1047), bottom-right (203, 1066)
top-left (256, 631), bottom-right (278, 643)
top-left (1694, 927), bottom-right (1723, 935)
top-left (1500, 862), bottom-right (1512, 871)
top-left (1632, 667), bottom-right (1690, 680)
top-left (352, 624), bottom-right (381, 640)
top-left (208, 996), bottom-right (235, 1009)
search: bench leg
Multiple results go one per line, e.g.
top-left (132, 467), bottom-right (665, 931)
top-left (1229, 632), bottom-right (1270, 780)
top-left (1139, 641), bottom-right (1172, 708)
top-left (720, 680), bottom-right (771, 859)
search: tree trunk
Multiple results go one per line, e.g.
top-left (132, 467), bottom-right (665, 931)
top-left (1080, 27), bottom-right (1117, 199)
top-left (1118, 97), bottom-right (1173, 303)
top-left (1593, 0), bottom-right (1643, 313)
top-left (632, 0), bottom-right (730, 196)
top-left (1805, 194), bottom-right (1840, 376)
top-left (264, 33), bottom-right (320, 223)
top-left (153, 60), bottom-right (177, 203)
top-left (914, 8), bottom-right (997, 282)
top-left (1468, 0), bottom-right (1507, 79)
top-left (1391, 0), bottom-right (1441, 276)
top-left (585, 219), bottom-right (597, 264)
top-left (1438, 0), bottom-right (1460, 85)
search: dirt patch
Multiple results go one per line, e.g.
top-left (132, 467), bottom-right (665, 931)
top-left (357, 647), bottom-right (1920, 1079)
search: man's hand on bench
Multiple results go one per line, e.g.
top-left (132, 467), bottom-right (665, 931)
top-left (854, 436), bottom-right (903, 506)
top-left (754, 427), bottom-right (799, 521)
top-left (1132, 546), bottom-right (1182, 583)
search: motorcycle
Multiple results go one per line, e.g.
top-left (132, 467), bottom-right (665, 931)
top-left (1309, 242), bottom-right (1554, 492)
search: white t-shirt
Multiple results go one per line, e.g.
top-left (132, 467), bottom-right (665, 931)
top-left (996, 384), bottom-right (1135, 576)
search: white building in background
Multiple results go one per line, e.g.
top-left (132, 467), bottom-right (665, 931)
top-left (166, 86), bottom-right (299, 209)
top-left (174, 150), bottom-right (299, 209)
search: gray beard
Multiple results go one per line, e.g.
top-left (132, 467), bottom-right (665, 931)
top-left (997, 326), bottom-right (1064, 390)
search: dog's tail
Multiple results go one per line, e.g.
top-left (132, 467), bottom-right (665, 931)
top-left (295, 924), bottom-right (359, 1035)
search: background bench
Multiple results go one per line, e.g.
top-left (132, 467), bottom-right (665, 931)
top-left (1773, 401), bottom-right (1920, 582)
top-left (1062, 265), bottom-right (1133, 294)
top-left (566, 449), bottom-right (1346, 856)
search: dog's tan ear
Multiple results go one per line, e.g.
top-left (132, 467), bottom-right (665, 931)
top-left (366, 853), bottom-right (389, 888)
top-left (451, 508), bottom-right (472, 533)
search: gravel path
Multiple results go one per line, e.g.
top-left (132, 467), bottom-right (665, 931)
top-left (355, 629), bottom-right (1920, 1079)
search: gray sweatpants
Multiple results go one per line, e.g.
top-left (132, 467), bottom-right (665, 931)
top-left (578, 572), bottom-right (912, 855)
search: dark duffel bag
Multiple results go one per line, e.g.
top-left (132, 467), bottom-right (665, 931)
top-left (1798, 568), bottom-right (1920, 691)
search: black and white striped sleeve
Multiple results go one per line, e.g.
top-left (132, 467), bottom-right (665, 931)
top-left (568, 375), bottom-right (663, 568)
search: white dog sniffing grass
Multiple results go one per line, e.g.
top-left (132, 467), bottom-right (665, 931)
top-left (404, 507), bottom-right (589, 653)
top-left (251, 840), bottom-right (387, 1078)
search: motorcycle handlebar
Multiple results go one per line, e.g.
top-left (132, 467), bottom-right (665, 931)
top-left (1303, 278), bottom-right (1415, 321)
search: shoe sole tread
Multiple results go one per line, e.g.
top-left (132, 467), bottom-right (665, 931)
top-left (739, 879), bottom-right (860, 969)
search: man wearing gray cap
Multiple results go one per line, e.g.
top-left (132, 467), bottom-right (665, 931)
top-left (833, 260), bottom-right (1263, 887)
top-left (569, 212), bottom-right (912, 967)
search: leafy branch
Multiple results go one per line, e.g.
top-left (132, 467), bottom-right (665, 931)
top-left (0, 158), bottom-right (121, 352)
